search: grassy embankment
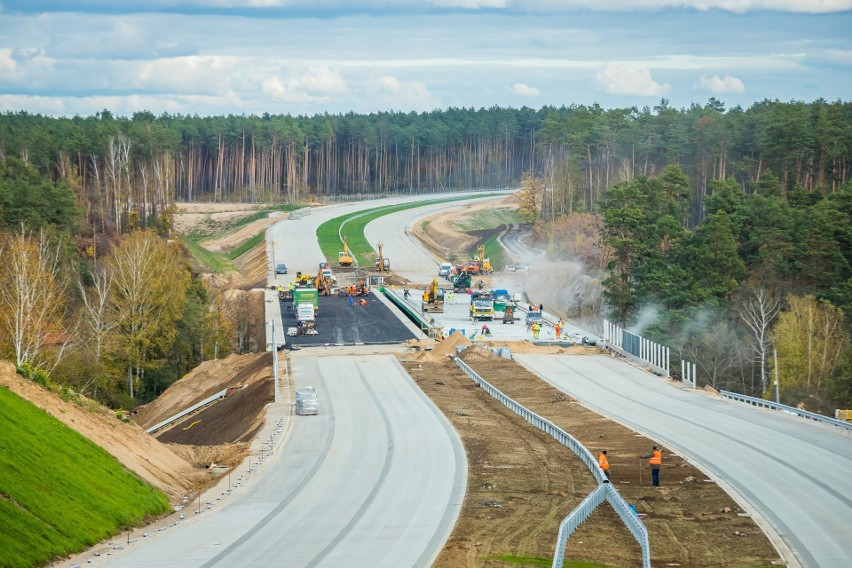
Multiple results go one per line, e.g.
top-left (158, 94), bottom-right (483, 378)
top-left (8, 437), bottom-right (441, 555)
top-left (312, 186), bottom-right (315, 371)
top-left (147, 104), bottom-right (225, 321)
top-left (0, 387), bottom-right (170, 568)
top-left (316, 195), bottom-right (501, 267)
top-left (181, 205), bottom-right (298, 271)
top-left (456, 207), bottom-right (525, 271)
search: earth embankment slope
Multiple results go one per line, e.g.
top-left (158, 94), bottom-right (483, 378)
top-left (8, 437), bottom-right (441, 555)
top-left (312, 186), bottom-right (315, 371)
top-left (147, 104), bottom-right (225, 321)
top-left (0, 362), bottom-right (200, 502)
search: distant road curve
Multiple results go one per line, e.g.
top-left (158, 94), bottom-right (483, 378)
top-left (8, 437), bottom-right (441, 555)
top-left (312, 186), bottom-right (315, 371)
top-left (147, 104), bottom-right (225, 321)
top-left (517, 353), bottom-right (852, 568)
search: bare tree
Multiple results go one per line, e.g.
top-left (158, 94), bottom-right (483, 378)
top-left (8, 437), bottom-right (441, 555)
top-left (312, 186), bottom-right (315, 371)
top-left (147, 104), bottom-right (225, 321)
top-left (226, 292), bottom-right (254, 354)
top-left (0, 228), bottom-right (71, 370)
top-left (78, 266), bottom-right (116, 363)
top-left (739, 287), bottom-right (780, 394)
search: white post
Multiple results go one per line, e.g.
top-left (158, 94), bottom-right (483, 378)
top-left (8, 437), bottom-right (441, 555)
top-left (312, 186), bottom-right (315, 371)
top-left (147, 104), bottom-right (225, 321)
top-left (665, 346), bottom-right (670, 376)
top-left (692, 362), bottom-right (697, 389)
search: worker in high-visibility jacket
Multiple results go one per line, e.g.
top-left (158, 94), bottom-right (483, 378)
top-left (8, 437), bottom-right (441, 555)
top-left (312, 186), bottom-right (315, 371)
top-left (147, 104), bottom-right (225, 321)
top-left (598, 450), bottom-right (610, 481)
top-left (641, 446), bottom-right (663, 486)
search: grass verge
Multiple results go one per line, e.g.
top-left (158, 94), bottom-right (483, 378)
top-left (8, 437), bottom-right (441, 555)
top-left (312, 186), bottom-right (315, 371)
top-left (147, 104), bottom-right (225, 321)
top-left (180, 237), bottom-right (237, 273)
top-left (317, 194), bottom-right (500, 267)
top-left (0, 387), bottom-right (170, 568)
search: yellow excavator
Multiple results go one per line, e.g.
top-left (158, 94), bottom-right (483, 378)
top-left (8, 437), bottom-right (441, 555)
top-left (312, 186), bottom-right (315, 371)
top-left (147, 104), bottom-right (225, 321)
top-left (338, 236), bottom-right (354, 268)
top-left (422, 277), bottom-right (445, 313)
top-left (476, 244), bottom-right (493, 274)
top-left (316, 269), bottom-right (334, 296)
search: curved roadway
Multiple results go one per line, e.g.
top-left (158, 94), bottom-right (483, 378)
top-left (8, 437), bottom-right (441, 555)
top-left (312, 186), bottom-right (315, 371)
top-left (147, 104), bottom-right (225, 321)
top-left (516, 354), bottom-right (852, 568)
top-left (110, 352), bottom-right (465, 567)
top-left (363, 193), bottom-right (513, 285)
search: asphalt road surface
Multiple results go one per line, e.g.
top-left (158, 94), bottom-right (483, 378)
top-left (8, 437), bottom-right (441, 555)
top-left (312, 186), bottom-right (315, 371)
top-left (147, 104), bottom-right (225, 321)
top-left (109, 351), bottom-right (466, 567)
top-left (516, 353), bottom-right (852, 568)
top-left (280, 292), bottom-right (416, 347)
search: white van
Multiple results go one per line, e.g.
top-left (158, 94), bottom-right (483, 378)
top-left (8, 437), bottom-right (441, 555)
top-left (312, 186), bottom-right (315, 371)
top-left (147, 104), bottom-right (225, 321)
top-left (438, 262), bottom-right (453, 278)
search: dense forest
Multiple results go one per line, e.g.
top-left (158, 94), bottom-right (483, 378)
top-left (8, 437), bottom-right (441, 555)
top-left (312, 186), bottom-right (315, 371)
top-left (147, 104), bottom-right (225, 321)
top-left (0, 99), bottom-right (849, 411)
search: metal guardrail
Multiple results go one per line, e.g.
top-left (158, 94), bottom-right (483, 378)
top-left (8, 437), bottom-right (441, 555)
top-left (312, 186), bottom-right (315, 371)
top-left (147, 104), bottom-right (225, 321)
top-left (453, 353), bottom-right (651, 567)
top-left (145, 388), bottom-right (228, 434)
top-left (720, 390), bottom-right (852, 431)
top-left (551, 484), bottom-right (608, 567)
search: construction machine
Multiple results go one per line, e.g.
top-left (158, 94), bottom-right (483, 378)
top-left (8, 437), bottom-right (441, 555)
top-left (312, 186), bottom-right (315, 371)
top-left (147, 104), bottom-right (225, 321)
top-left (294, 271), bottom-right (313, 287)
top-left (422, 277), bottom-right (445, 313)
top-left (452, 271), bottom-right (472, 292)
top-left (338, 236), bottom-right (354, 268)
top-left (375, 242), bottom-right (390, 273)
top-left (315, 269), bottom-right (335, 296)
top-left (476, 244), bottom-right (493, 274)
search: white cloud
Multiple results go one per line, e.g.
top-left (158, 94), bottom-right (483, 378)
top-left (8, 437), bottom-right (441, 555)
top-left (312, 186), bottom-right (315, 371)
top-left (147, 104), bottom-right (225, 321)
top-left (367, 75), bottom-right (440, 111)
top-left (262, 66), bottom-right (348, 103)
top-left (0, 49), bottom-right (16, 73)
top-left (697, 74), bottom-right (745, 94)
top-left (429, 0), bottom-right (510, 7)
top-left (511, 82), bottom-right (540, 96)
top-left (595, 63), bottom-right (670, 96)
top-left (826, 50), bottom-right (852, 65)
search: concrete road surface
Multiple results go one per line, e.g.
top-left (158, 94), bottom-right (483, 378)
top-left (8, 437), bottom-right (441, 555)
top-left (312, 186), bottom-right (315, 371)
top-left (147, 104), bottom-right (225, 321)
top-left (516, 353), bottom-right (852, 568)
top-left (269, 191), bottom-right (512, 283)
top-left (108, 351), bottom-right (466, 567)
top-left (363, 192), bottom-right (514, 285)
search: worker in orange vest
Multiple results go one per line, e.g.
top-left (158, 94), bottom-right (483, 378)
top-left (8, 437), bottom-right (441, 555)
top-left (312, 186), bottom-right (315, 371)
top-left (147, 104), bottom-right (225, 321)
top-left (598, 450), bottom-right (610, 481)
top-left (640, 446), bottom-right (663, 486)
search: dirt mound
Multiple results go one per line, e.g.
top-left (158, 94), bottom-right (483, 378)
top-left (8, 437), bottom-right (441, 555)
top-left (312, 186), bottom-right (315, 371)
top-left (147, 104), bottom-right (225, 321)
top-left (156, 379), bottom-right (273, 446)
top-left (133, 352), bottom-right (271, 430)
top-left (432, 331), bottom-right (472, 357)
top-left (0, 363), bottom-right (201, 501)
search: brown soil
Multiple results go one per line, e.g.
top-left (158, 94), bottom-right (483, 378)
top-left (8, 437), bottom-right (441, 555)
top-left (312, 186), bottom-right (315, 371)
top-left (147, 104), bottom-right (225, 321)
top-left (400, 345), bottom-right (781, 568)
top-left (412, 196), bottom-right (517, 263)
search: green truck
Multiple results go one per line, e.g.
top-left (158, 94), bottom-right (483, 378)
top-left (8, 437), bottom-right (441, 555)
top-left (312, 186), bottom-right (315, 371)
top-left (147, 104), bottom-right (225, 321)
top-left (293, 287), bottom-right (319, 319)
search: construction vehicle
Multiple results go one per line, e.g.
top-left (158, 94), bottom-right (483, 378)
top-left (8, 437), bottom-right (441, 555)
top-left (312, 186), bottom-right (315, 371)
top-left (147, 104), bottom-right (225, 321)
top-left (502, 305), bottom-right (516, 324)
top-left (338, 236), bottom-right (354, 268)
top-left (469, 291), bottom-right (494, 321)
top-left (316, 269), bottom-right (335, 296)
top-left (452, 271), bottom-right (471, 292)
top-left (375, 242), bottom-right (390, 273)
top-left (463, 259), bottom-right (482, 274)
top-left (294, 271), bottom-right (313, 287)
top-left (476, 244), bottom-right (493, 274)
top-left (422, 277), bottom-right (445, 313)
top-left (293, 287), bottom-right (319, 316)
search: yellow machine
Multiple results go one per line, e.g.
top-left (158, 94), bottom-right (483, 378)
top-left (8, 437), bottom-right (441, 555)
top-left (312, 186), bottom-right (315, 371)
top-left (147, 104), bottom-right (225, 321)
top-left (476, 244), bottom-right (493, 274)
top-left (315, 269), bottom-right (334, 296)
top-left (294, 271), bottom-right (313, 287)
top-left (422, 277), bottom-right (445, 313)
top-left (338, 237), bottom-right (354, 268)
top-left (375, 241), bottom-right (390, 273)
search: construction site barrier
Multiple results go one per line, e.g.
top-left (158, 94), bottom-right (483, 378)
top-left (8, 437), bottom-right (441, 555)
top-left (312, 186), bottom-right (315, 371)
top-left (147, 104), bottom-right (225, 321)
top-left (287, 207), bottom-right (311, 220)
top-left (720, 391), bottom-right (852, 432)
top-left (603, 319), bottom-right (670, 377)
top-left (454, 353), bottom-right (651, 568)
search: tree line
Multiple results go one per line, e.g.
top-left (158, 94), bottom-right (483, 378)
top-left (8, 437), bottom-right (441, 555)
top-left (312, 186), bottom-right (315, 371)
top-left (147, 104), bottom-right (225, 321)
top-left (1, 99), bottom-right (849, 237)
top-left (1, 98), bottom-right (850, 411)
top-left (522, 165), bottom-right (851, 411)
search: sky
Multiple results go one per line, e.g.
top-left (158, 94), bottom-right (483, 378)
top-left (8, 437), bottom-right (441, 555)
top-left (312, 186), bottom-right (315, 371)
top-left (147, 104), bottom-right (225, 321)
top-left (0, 1), bottom-right (849, 117)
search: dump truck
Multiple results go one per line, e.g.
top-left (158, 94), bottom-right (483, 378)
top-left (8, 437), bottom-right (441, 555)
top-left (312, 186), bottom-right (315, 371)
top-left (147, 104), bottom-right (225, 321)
top-left (293, 287), bottom-right (319, 315)
top-left (469, 292), bottom-right (494, 321)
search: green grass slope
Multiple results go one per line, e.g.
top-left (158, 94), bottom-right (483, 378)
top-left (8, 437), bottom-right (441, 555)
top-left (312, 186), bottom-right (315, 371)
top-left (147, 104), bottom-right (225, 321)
top-left (0, 387), bottom-right (170, 568)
